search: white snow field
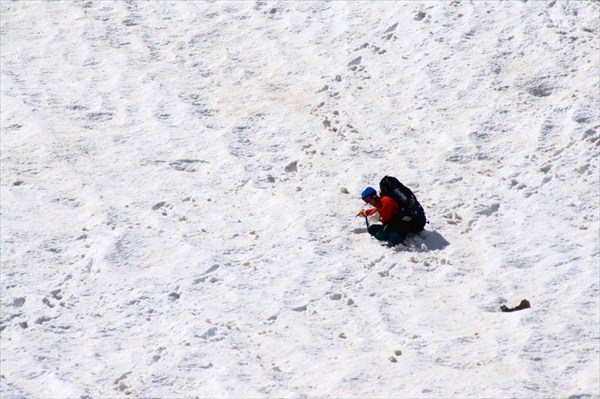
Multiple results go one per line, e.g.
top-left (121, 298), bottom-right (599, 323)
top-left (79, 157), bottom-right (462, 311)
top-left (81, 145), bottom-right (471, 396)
top-left (1, 1), bottom-right (599, 398)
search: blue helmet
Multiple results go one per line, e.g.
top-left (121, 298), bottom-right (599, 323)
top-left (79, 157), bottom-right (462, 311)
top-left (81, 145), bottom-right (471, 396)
top-left (361, 186), bottom-right (377, 200)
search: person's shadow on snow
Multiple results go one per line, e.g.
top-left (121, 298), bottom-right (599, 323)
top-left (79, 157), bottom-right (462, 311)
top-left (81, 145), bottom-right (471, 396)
top-left (415, 229), bottom-right (450, 251)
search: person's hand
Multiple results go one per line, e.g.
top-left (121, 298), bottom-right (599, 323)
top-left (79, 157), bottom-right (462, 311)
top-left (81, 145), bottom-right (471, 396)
top-left (358, 209), bottom-right (367, 217)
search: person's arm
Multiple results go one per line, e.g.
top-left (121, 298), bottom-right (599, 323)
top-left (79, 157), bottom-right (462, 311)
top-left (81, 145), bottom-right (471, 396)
top-left (358, 208), bottom-right (379, 217)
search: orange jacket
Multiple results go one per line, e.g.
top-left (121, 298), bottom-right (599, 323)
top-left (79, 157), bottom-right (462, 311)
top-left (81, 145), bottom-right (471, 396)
top-left (365, 195), bottom-right (400, 224)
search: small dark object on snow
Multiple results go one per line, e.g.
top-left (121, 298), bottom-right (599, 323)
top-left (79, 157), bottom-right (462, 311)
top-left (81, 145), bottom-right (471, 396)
top-left (500, 299), bottom-right (531, 312)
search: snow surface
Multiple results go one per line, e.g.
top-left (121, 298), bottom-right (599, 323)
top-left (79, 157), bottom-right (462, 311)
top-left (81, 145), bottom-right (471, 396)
top-left (1, 1), bottom-right (599, 398)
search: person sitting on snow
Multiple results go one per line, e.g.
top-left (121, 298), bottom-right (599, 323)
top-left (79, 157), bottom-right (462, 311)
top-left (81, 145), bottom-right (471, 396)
top-left (358, 182), bottom-right (426, 246)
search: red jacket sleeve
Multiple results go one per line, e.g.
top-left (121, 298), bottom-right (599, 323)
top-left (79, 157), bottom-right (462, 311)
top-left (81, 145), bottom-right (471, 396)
top-left (365, 208), bottom-right (378, 216)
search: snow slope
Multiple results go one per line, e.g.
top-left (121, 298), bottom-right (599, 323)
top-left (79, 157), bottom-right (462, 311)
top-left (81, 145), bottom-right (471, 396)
top-left (1, 1), bottom-right (599, 398)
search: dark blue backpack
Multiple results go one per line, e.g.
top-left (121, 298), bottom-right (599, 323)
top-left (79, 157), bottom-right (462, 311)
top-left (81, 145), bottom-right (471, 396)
top-left (379, 176), bottom-right (426, 232)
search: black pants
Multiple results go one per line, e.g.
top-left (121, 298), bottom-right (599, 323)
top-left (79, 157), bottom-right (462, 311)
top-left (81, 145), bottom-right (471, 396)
top-left (368, 212), bottom-right (425, 246)
top-left (368, 223), bottom-right (406, 246)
